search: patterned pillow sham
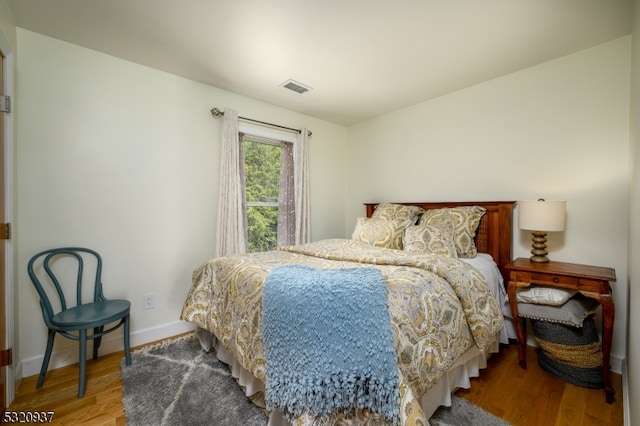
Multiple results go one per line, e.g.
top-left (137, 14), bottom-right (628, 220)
top-left (403, 222), bottom-right (458, 258)
top-left (371, 203), bottom-right (424, 225)
top-left (352, 217), bottom-right (411, 250)
top-left (418, 206), bottom-right (486, 258)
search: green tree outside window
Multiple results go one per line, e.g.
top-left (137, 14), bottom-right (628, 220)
top-left (244, 138), bottom-right (281, 252)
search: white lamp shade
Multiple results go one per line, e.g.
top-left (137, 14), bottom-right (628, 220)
top-left (518, 200), bottom-right (566, 232)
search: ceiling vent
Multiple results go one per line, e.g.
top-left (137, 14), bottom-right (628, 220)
top-left (280, 79), bottom-right (312, 94)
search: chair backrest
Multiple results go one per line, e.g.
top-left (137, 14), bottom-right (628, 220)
top-left (28, 247), bottom-right (105, 327)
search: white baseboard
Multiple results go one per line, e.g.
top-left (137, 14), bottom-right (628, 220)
top-left (611, 354), bottom-right (623, 375)
top-left (18, 320), bottom-right (196, 379)
top-left (622, 358), bottom-right (630, 426)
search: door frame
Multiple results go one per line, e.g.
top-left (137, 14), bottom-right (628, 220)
top-left (0, 28), bottom-right (15, 408)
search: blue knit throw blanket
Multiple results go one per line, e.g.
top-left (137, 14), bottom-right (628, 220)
top-left (262, 265), bottom-right (399, 423)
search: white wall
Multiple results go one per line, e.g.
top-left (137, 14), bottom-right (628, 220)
top-left (0, 0), bottom-right (17, 405)
top-left (627, 1), bottom-right (639, 424)
top-left (15, 29), bottom-right (348, 374)
top-left (0, 0), bottom-right (16, 49)
top-left (347, 37), bottom-right (631, 370)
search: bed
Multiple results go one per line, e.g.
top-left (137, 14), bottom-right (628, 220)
top-left (180, 200), bottom-right (516, 425)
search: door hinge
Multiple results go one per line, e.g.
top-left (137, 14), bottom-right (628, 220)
top-left (0, 95), bottom-right (10, 113)
top-left (0, 223), bottom-right (10, 240)
top-left (0, 349), bottom-right (12, 367)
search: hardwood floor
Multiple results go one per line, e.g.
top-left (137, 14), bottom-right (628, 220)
top-left (458, 344), bottom-right (624, 426)
top-left (6, 339), bottom-right (623, 425)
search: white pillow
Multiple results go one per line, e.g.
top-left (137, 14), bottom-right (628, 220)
top-left (516, 286), bottom-right (577, 306)
top-left (518, 295), bottom-right (598, 327)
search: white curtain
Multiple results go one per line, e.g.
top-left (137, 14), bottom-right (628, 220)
top-left (294, 129), bottom-right (311, 245)
top-left (277, 141), bottom-right (295, 246)
top-left (214, 109), bottom-right (248, 256)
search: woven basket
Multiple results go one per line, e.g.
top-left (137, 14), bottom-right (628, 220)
top-left (531, 317), bottom-right (604, 389)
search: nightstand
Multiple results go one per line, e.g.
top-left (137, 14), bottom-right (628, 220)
top-left (505, 257), bottom-right (617, 403)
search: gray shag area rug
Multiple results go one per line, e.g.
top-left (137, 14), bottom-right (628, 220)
top-left (120, 334), bottom-right (510, 426)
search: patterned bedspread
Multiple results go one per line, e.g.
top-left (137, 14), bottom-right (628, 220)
top-left (180, 239), bottom-right (503, 425)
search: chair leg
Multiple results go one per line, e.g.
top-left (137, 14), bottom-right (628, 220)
top-left (93, 326), bottom-right (103, 360)
top-left (37, 330), bottom-right (56, 389)
top-left (124, 314), bottom-right (132, 366)
top-left (78, 329), bottom-right (87, 397)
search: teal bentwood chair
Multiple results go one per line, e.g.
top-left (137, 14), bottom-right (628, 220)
top-left (27, 247), bottom-right (132, 397)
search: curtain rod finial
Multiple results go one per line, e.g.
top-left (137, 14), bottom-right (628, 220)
top-left (210, 107), bottom-right (224, 117)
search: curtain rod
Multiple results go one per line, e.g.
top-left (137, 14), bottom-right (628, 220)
top-left (210, 108), bottom-right (312, 136)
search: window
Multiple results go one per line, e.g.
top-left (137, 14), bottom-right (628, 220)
top-left (243, 134), bottom-right (294, 252)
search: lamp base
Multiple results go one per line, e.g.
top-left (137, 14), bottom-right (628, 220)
top-left (529, 255), bottom-right (550, 263)
top-left (529, 231), bottom-right (550, 263)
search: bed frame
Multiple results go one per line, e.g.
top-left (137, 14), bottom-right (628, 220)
top-left (365, 201), bottom-right (515, 283)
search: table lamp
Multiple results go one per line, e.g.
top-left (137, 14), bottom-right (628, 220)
top-left (518, 199), bottom-right (566, 263)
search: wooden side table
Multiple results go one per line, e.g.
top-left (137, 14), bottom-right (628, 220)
top-left (505, 257), bottom-right (616, 403)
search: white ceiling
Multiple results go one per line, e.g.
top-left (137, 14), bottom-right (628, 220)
top-left (7, 0), bottom-right (634, 126)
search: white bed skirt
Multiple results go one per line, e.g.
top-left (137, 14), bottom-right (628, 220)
top-left (195, 327), bottom-right (500, 424)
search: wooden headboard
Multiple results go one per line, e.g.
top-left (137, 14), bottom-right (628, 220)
top-left (364, 201), bottom-right (515, 282)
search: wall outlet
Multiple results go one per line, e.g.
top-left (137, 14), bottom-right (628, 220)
top-left (143, 293), bottom-right (155, 310)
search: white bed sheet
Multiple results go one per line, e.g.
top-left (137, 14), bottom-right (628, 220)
top-left (462, 253), bottom-right (516, 343)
